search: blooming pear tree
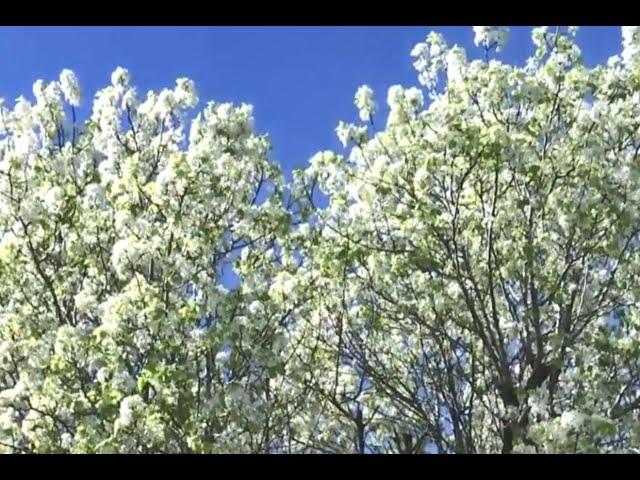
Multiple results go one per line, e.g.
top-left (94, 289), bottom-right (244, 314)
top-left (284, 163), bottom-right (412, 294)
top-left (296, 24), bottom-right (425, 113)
top-left (0, 68), bottom-right (294, 452)
top-left (3, 26), bottom-right (640, 454)
top-left (289, 26), bottom-right (640, 453)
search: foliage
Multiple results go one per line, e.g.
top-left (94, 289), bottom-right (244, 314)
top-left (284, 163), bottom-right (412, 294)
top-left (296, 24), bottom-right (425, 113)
top-left (2, 26), bottom-right (640, 453)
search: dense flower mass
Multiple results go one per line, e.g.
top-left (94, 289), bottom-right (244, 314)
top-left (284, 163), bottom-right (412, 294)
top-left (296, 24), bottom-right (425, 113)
top-left (2, 26), bottom-right (640, 453)
top-left (291, 25), bottom-right (640, 453)
top-left (0, 66), bottom-right (289, 453)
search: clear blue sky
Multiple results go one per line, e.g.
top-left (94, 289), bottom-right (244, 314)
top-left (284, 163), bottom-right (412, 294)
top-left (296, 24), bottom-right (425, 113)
top-left (0, 26), bottom-right (623, 175)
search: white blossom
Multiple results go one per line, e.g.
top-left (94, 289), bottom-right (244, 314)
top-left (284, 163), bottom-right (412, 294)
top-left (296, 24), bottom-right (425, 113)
top-left (560, 411), bottom-right (585, 430)
top-left (473, 26), bottom-right (509, 53)
top-left (42, 186), bottom-right (65, 215)
top-left (175, 78), bottom-right (198, 108)
top-left (111, 66), bottom-right (130, 87)
top-left (59, 69), bottom-right (81, 107)
top-left (118, 395), bottom-right (145, 427)
top-left (354, 85), bottom-right (376, 122)
top-left (622, 26), bottom-right (640, 67)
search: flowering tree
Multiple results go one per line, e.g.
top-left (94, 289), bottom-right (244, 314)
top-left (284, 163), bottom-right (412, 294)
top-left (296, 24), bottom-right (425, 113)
top-left (2, 26), bottom-right (640, 454)
top-left (0, 68), bottom-right (293, 452)
top-left (288, 26), bottom-right (640, 453)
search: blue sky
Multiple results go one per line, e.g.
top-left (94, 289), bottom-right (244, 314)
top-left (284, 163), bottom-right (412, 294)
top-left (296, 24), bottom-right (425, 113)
top-left (0, 26), bottom-right (624, 175)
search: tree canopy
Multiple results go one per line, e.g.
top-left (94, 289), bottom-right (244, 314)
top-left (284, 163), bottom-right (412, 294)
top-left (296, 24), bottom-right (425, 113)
top-left (2, 26), bottom-right (640, 453)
